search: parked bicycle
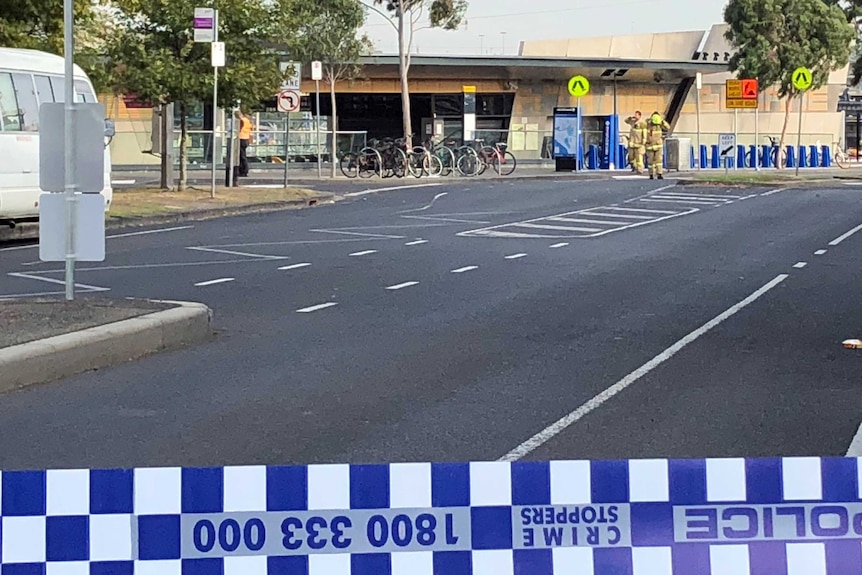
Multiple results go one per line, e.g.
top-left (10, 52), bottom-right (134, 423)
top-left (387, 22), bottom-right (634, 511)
top-left (764, 136), bottom-right (788, 169)
top-left (833, 140), bottom-right (851, 169)
top-left (458, 139), bottom-right (517, 176)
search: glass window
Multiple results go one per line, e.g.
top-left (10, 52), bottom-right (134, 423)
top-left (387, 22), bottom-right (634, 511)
top-left (11, 74), bottom-right (39, 131)
top-left (34, 75), bottom-right (54, 105)
top-left (0, 73), bottom-right (21, 131)
top-left (74, 79), bottom-right (96, 103)
top-left (50, 76), bottom-right (65, 103)
top-left (433, 95), bottom-right (462, 116)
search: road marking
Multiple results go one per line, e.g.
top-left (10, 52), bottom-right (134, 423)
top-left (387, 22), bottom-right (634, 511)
top-left (278, 263), bottom-right (312, 270)
top-left (505, 253), bottom-right (527, 259)
top-left (648, 183), bottom-right (677, 194)
top-left (641, 198), bottom-right (719, 205)
top-left (28, 258), bottom-right (297, 274)
top-left (829, 222), bottom-right (862, 246)
top-left (793, 262), bottom-right (807, 269)
top-left (549, 243), bottom-right (569, 248)
top-left (386, 281), bottom-right (419, 290)
top-left (499, 273), bottom-right (790, 461)
top-left (345, 183), bottom-right (443, 197)
top-left (297, 302), bottom-right (338, 313)
top-left (658, 192), bottom-right (741, 200)
top-left (398, 192), bottom-right (449, 213)
top-left (311, 229), bottom-right (405, 239)
top-left (815, 249), bottom-right (827, 255)
top-left (548, 217), bottom-right (634, 226)
top-left (349, 250), bottom-right (377, 256)
top-left (514, 223), bottom-right (602, 233)
top-left (7, 272), bottom-right (110, 292)
top-left (187, 246), bottom-right (288, 260)
top-left (111, 179), bottom-right (136, 185)
top-left (583, 211), bottom-right (656, 220)
top-left (451, 266), bottom-right (478, 273)
top-left (405, 239), bottom-right (428, 246)
top-left (402, 215), bottom-right (491, 224)
top-left (739, 194), bottom-right (757, 200)
top-left (107, 225), bottom-right (194, 238)
top-left (760, 187), bottom-right (788, 197)
top-left (600, 206), bottom-right (680, 214)
top-left (194, 277), bottom-right (235, 287)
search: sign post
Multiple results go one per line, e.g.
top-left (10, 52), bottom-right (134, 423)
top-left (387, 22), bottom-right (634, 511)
top-left (63, 0), bottom-right (76, 299)
top-left (695, 72), bottom-right (702, 170)
top-left (277, 90), bottom-right (300, 187)
top-left (567, 75), bottom-right (590, 171)
top-left (792, 66), bottom-right (813, 176)
top-left (719, 133), bottom-right (735, 175)
top-left (312, 61), bottom-right (323, 179)
top-left (195, 7), bottom-right (219, 198)
top-left (725, 78), bottom-right (759, 170)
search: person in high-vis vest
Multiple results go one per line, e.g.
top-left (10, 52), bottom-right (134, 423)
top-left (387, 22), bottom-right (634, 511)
top-left (624, 111), bottom-right (647, 174)
top-left (645, 111), bottom-right (670, 180)
top-left (235, 110), bottom-right (254, 177)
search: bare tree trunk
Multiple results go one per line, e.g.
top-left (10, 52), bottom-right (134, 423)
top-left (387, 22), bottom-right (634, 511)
top-left (397, 4), bottom-right (413, 149)
top-left (330, 77), bottom-right (338, 179)
top-left (178, 102), bottom-right (188, 189)
top-left (777, 96), bottom-right (792, 170)
top-left (159, 103), bottom-right (170, 190)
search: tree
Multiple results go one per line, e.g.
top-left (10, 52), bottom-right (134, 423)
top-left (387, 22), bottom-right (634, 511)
top-left (363, 0), bottom-right (467, 148)
top-left (0, 0), bottom-right (115, 91)
top-left (286, 0), bottom-right (371, 177)
top-left (724, 0), bottom-right (853, 167)
top-left (105, 0), bottom-right (293, 189)
top-left (822, 0), bottom-right (862, 83)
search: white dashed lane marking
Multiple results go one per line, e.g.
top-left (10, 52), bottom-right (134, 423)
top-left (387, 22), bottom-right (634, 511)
top-left (297, 302), bottom-right (338, 313)
top-left (405, 240), bottom-right (429, 246)
top-left (194, 278), bottom-right (235, 287)
top-left (549, 243), bottom-right (569, 248)
top-left (386, 281), bottom-right (420, 290)
top-left (505, 253), bottom-right (527, 260)
top-left (815, 250), bottom-right (827, 255)
top-left (793, 262), bottom-right (807, 269)
top-left (349, 250), bottom-right (378, 257)
top-left (278, 263), bottom-right (312, 270)
top-left (451, 266), bottom-right (478, 273)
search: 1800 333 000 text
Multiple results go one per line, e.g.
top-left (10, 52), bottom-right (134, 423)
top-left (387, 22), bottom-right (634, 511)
top-left (181, 508), bottom-right (472, 558)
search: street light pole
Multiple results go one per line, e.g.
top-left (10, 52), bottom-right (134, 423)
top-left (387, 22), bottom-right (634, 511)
top-left (63, 0), bottom-right (77, 300)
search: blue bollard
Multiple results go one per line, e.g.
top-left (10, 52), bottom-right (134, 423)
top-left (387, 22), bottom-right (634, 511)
top-left (690, 146), bottom-right (696, 169)
top-left (711, 145), bottom-right (720, 168)
top-left (737, 145), bottom-right (748, 168)
top-left (700, 145), bottom-right (708, 169)
top-left (821, 145), bottom-right (831, 167)
top-left (619, 144), bottom-right (628, 168)
top-left (761, 145), bottom-right (772, 168)
top-left (798, 146), bottom-right (808, 168)
top-left (809, 145), bottom-right (819, 168)
top-left (748, 145), bottom-right (757, 168)
top-left (785, 145), bottom-right (796, 168)
top-left (587, 144), bottom-right (599, 169)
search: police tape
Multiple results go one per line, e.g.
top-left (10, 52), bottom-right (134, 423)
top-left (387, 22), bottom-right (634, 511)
top-left (0, 457), bottom-right (858, 573)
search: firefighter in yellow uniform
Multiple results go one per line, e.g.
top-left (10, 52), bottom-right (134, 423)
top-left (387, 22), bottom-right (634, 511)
top-left (645, 111), bottom-right (670, 180)
top-left (624, 111), bottom-right (647, 174)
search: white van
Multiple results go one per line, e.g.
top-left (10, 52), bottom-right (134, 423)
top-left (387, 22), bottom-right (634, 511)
top-left (0, 47), bottom-right (113, 226)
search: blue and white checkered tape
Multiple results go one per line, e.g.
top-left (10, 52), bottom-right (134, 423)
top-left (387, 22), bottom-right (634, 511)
top-left (0, 457), bottom-right (859, 574)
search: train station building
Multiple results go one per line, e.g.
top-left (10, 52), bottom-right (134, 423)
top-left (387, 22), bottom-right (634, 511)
top-left (104, 23), bottom-right (851, 167)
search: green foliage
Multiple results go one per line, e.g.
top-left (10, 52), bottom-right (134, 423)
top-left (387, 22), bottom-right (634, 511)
top-left (0, 0), bottom-right (113, 91)
top-left (724, 0), bottom-right (853, 97)
top-left (286, 0), bottom-right (371, 83)
top-left (822, 0), bottom-right (862, 82)
top-left (105, 0), bottom-right (291, 109)
top-left (368, 0), bottom-right (468, 51)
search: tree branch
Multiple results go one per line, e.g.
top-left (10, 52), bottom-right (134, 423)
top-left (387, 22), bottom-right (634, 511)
top-left (358, 1), bottom-right (398, 33)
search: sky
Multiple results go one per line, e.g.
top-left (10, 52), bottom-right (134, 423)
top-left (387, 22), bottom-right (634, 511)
top-left (360, 0), bottom-right (728, 55)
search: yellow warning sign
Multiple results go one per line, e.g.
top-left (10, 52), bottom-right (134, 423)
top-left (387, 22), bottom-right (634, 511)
top-left (792, 67), bottom-right (813, 91)
top-left (568, 75), bottom-right (590, 97)
top-left (725, 79), bottom-right (742, 99)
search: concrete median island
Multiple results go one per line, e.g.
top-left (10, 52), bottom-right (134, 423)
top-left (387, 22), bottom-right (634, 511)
top-left (0, 297), bottom-right (212, 392)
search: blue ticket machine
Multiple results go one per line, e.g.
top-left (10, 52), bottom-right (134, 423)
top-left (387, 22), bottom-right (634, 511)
top-left (599, 115), bottom-right (620, 169)
top-left (553, 107), bottom-right (582, 171)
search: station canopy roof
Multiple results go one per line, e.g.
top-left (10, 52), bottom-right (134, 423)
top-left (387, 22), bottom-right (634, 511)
top-left (347, 24), bottom-right (733, 84)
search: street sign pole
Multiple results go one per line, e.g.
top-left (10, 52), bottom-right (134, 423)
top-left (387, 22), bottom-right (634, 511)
top-left (315, 80), bottom-right (322, 179)
top-left (210, 10), bottom-right (218, 199)
top-left (576, 96), bottom-right (581, 171)
top-left (796, 91), bottom-right (804, 177)
top-left (63, 0), bottom-right (76, 300)
top-left (695, 73), bottom-right (701, 170)
top-left (755, 92), bottom-right (760, 171)
top-left (283, 114), bottom-right (290, 187)
top-left (733, 109), bottom-right (738, 171)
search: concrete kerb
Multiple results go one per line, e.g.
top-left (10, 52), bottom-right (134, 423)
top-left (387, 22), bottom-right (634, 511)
top-left (0, 301), bottom-right (213, 393)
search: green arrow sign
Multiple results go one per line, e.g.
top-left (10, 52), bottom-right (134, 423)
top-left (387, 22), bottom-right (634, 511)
top-left (792, 67), bottom-right (812, 91)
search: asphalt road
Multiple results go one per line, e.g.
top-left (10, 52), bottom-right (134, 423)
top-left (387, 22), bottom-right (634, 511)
top-left (1, 176), bottom-right (861, 470)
